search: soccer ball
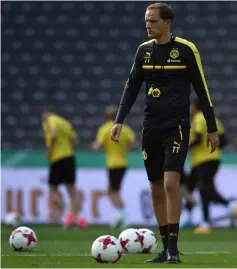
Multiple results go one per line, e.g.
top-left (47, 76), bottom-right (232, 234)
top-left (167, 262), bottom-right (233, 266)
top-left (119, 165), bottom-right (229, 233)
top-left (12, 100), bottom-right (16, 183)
top-left (9, 226), bottom-right (37, 251)
top-left (91, 235), bottom-right (122, 263)
top-left (119, 228), bottom-right (144, 253)
top-left (138, 228), bottom-right (158, 253)
top-left (5, 212), bottom-right (21, 228)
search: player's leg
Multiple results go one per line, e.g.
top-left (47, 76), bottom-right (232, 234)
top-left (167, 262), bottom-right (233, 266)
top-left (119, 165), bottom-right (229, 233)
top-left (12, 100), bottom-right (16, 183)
top-left (205, 161), bottom-right (229, 205)
top-left (142, 128), bottom-right (168, 263)
top-left (180, 169), bottom-right (198, 228)
top-left (164, 171), bottom-right (182, 263)
top-left (209, 161), bottom-right (237, 220)
top-left (108, 168), bottom-right (127, 229)
top-left (65, 183), bottom-right (82, 227)
top-left (48, 161), bottom-right (64, 222)
top-left (194, 160), bottom-right (235, 233)
top-left (149, 180), bottom-right (168, 248)
top-left (48, 186), bottom-right (64, 222)
top-left (180, 184), bottom-right (196, 211)
top-left (163, 123), bottom-right (190, 263)
top-left (63, 156), bottom-right (82, 228)
top-left (193, 161), bottom-right (217, 233)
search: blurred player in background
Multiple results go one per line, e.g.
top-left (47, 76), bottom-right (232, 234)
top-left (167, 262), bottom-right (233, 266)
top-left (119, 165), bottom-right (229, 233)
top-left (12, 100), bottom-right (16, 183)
top-left (41, 105), bottom-right (85, 228)
top-left (92, 105), bottom-right (135, 229)
top-left (180, 176), bottom-right (197, 214)
top-left (182, 99), bottom-right (237, 234)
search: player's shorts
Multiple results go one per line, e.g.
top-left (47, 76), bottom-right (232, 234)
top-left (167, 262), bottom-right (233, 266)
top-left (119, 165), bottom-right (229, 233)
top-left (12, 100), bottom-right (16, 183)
top-left (181, 160), bottom-right (220, 190)
top-left (193, 160), bottom-right (220, 189)
top-left (49, 156), bottom-right (76, 186)
top-left (142, 123), bottom-right (190, 181)
top-left (107, 167), bottom-right (127, 190)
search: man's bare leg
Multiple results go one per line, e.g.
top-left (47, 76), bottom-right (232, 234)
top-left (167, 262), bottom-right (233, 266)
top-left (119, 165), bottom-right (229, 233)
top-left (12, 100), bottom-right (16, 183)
top-left (108, 189), bottom-right (126, 228)
top-left (164, 171), bottom-right (181, 258)
top-left (66, 184), bottom-right (78, 216)
top-left (107, 189), bottom-right (124, 208)
top-left (150, 180), bottom-right (168, 251)
top-left (49, 185), bottom-right (64, 222)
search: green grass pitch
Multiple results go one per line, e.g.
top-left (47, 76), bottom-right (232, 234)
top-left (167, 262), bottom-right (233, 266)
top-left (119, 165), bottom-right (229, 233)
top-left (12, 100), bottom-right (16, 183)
top-left (1, 224), bottom-right (237, 268)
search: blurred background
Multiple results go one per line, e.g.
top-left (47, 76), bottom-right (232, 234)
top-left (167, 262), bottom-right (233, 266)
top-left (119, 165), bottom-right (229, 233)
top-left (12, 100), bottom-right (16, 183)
top-left (1, 1), bottom-right (237, 227)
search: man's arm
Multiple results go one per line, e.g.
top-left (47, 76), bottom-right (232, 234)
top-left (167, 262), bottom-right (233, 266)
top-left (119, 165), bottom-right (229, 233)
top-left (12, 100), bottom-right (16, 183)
top-left (47, 119), bottom-right (57, 158)
top-left (187, 43), bottom-right (217, 133)
top-left (217, 119), bottom-right (228, 149)
top-left (92, 127), bottom-right (105, 151)
top-left (189, 132), bottom-right (228, 150)
top-left (115, 46), bottom-right (144, 124)
top-left (189, 132), bottom-right (202, 150)
top-left (219, 134), bottom-right (228, 149)
top-left (69, 125), bottom-right (78, 149)
top-left (71, 135), bottom-right (78, 149)
top-left (189, 116), bottom-right (204, 149)
top-left (91, 141), bottom-right (102, 151)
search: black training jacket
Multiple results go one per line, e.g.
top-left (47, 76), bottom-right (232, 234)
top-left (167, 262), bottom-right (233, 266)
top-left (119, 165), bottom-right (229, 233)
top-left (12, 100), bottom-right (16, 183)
top-left (115, 35), bottom-right (217, 132)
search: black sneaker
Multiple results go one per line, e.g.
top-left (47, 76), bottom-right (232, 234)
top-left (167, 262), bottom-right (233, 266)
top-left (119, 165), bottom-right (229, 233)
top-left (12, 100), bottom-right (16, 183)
top-left (144, 250), bottom-right (167, 263)
top-left (165, 250), bottom-right (181, 264)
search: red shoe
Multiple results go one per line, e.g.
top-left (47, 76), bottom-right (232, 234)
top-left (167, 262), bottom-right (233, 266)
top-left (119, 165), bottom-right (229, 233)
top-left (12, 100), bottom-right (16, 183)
top-left (64, 213), bottom-right (75, 228)
top-left (77, 217), bottom-right (88, 228)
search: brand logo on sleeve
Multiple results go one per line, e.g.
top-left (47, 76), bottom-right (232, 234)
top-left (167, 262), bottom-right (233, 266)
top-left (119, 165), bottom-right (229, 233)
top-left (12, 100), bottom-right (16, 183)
top-left (144, 52), bottom-right (151, 64)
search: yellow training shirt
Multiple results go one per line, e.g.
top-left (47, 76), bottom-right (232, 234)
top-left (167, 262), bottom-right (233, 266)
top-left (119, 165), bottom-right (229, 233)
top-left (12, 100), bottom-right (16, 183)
top-left (42, 115), bottom-right (77, 163)
top-left (190, 112), bottom-right (224, 168)
top-left (96, 121), bottom-right (135, 169)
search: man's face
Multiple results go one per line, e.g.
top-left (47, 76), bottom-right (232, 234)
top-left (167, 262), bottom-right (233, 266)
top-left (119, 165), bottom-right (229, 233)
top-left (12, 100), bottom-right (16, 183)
top-left (145, 9), bottom-right (169, 39)
top-left (41, 112), bottom-right (49, 121)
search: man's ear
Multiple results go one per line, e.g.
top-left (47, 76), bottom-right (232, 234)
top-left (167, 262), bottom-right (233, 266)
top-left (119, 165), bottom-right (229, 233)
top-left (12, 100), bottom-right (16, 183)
top-left (165, 18), bottom-right (172, 26)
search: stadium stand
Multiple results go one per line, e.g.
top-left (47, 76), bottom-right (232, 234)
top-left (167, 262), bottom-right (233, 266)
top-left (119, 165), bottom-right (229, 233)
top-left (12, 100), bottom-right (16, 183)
top-left (2, 1), bottom-right (237, 150)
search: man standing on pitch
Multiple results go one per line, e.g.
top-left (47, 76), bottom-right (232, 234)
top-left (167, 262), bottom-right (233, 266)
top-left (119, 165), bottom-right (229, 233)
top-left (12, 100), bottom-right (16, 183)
top-left (111, 3), bottom-right (219, 264)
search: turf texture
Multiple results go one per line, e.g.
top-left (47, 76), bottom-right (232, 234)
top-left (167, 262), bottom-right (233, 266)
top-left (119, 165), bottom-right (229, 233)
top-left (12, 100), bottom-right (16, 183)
top-left (1, 224), bottom-right (237, 268)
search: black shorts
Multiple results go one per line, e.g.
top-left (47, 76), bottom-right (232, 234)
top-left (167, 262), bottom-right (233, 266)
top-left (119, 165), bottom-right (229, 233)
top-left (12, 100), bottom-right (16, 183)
top-left (194, 160), bottom-right (220, 190)
top-left (142, 124), bottom-right (190, 181)
top-left (108, 168), bottom-right (127, 190)
top-left (49, 156), bottom-right (76, 186)
top-left (181, 160), bottom-right (220, 191)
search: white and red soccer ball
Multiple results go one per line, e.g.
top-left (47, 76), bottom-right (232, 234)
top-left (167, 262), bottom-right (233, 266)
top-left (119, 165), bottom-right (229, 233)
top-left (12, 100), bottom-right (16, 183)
top-left (9, 226), bottom-right (37, 252)
top-left (119, 228), bottom-right (145, 254)
top-left (138, 228), bottom-right (158, 253)
top-left (91, 235), bottom-right (122, 263)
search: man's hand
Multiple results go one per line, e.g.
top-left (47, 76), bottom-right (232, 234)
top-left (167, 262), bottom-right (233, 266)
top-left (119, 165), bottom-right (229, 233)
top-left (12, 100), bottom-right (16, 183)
top-left (207, 132), bottom-right (219, 153)
top-left (111, 123), bottom-right (122, 142)
top-left (91, 141), bottom-right (101, 151)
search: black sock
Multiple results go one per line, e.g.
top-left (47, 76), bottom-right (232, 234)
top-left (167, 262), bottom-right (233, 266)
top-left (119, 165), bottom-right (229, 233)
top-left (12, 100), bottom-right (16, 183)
top-left (200, 191), bottom-right (210, 222)
top-left (202, 197), bottom-right (210, 222)
top-left (159, 225), bottom-right (168, 251)
top-left (168, 223), bottom-right (179, 255)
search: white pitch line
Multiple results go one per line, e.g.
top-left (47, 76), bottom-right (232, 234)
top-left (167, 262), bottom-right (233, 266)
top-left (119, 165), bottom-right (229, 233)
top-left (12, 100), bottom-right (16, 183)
top-left (1, 253), bottom-right (90, 257)
top-left (1, 251), bottom-right (232, 257)
top-left (185, 251), bottom-right (231, 254)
